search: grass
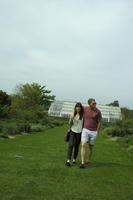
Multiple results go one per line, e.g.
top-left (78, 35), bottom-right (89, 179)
top-left (117, 135), bottom-right (133, 154)
top-left (0, 125), bottom-right (133, 200)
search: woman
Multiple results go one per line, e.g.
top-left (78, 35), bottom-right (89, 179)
top-left (66, 102), bottom-right (84, 167)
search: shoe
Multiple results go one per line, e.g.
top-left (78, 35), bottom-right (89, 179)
top-left (72, 161), bottom-right (77, 165)
top-left (79, 163), bottom-right (85, 168)
top-left (65, 161), bottom-right (71, 167)
top-left (85, 161), bottom-right (91, 166)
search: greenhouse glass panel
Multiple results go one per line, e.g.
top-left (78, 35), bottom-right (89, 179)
top-left (48, 101), bottom-right (122, 122)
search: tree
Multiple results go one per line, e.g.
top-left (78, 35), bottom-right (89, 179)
top-left (0, 90), bottom-right (11, 105)
top-left (10, 83), bottom-right (55, 121)
top-left (11, 82), bottom-right (55, 110)
top-left (0, 90), bottom-right (11, 118)
top-left (106, 100), bottom-right (119, 107)
top-left (121, 107), bottom-right (133, 119)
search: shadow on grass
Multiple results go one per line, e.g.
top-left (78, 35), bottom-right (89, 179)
top-left (89, 162), bottom-right (133, 168)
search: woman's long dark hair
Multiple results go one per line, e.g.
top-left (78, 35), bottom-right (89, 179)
top-left (74, 102), bottom-right (84, 120)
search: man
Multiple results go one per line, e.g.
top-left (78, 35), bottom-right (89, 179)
top-left (79, 98), bottom-right (102, 168)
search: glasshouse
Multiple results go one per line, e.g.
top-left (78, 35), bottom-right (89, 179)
top-left (48, 101), bottom-right (122, 122)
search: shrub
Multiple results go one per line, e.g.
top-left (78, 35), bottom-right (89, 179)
top-left (52, 120), bottom-right (64, 126)
top-left (2, 124), bottom-right (20, 135)
top-left (0, 124), bottom-right (3, 132)
top-left (102, 127), bottom-right (115, 136)
top-left (116, 135), bottom-right (133, 155)
top-left (103, 127), bottom-right (133, 137)
top-left (18, 122), bottom-right (31, 133)
top-left (40, 118), bottom-right (49, 125)
top-left (118, 135), bottom-right (133, 146)
top-left (10, 106), bottom-right (47, 122)
top-left (31, 125), bottom-right (43, 132)
top-left (115, 119), bottom-right (133, 129)
top-left (127, 145), bottom-right (133, 153)
top-left (0, 122), bottom-right (31, 136)
top-left (0, 117), bottom-right (65, 136)
top-left (47, 123), bottom-right (56, 128)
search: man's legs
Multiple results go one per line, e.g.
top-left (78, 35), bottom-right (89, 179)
top-left (87, 144), bottom-right (93, 163)
top-left (86, 131), bottom-right (97, 164)
top-left (79, 128), bottom-right (89, 168)
top-left (81, 142), bottom-right (87, 164)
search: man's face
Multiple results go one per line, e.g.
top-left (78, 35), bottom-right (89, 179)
top-left (90, 100), bottom-right (96, 109)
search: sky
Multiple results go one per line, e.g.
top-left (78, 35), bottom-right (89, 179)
top-left (0, 0), bottom-right (133, 108)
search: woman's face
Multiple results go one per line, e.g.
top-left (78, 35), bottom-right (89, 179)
top-left (76, 106), bottom-right (81, 113)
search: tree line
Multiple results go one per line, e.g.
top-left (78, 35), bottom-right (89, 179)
top-left (0, 82), bottom-right (55, 121)
top-left (1, 85), bottom-right (133, 120)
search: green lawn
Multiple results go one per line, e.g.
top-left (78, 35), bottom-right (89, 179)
top-left (0, 125), bottom-right (133, 200)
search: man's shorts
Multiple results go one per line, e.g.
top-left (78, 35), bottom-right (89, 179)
top-left (81, 128), bottom-right (97, 145)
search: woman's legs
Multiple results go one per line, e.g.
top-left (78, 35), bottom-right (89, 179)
top-left (73, 133), bottom-right (81, 160)
top-left (67, 132), bottom-right (75, 161)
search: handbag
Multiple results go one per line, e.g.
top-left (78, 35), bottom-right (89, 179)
top-left (64, 129), bottom-right (71, 142)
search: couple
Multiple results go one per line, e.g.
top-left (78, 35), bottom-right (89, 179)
top-left (66, 98), bottom-right (102, 168)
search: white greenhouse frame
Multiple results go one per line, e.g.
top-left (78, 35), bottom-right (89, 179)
top-left (48, 101), bottom-right (122, 122)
